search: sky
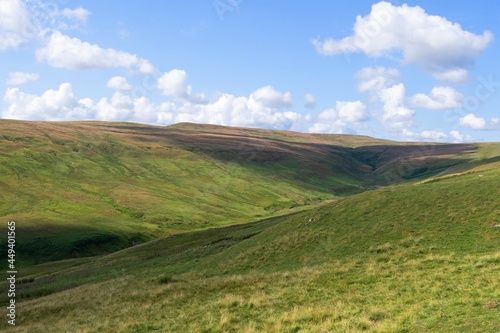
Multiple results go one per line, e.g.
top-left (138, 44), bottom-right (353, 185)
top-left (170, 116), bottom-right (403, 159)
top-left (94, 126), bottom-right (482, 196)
top-left (0, 0), bottom-right (499, 142)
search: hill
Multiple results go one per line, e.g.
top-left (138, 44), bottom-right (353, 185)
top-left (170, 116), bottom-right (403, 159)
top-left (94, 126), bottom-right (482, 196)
top-left (1, 152), bottom-right (498, 332)
top-left (0, 120), bottom-right (498, 266)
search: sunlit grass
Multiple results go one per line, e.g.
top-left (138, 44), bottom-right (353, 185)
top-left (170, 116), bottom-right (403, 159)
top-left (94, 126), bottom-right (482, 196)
top-left (1, 163), bottom-right (499, 332)
top-left (4, 251), bottom-right (498, 332)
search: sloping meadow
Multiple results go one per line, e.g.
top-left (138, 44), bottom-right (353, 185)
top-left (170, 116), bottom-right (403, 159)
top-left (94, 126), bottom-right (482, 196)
top-left (1, 120), bottom-right (488, 266)
top-left (1, 157), bottom-right (499, 332)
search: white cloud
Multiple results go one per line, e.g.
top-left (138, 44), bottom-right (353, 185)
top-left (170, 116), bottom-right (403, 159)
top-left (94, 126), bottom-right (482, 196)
top-left (1, 83), bottom-right (165, 123)
top-left (304, 93), bottom-right (316, 108)
top-left (449, 130), bottom-right (463, 142)
top-left (356, 67), bottom-right (399, 93)
top-left (0, 0), bottom-right (35, 51)
top-left (355, 68), bottom-right (466, 129)
top-left (47, 6), bottom-right (91, 30)
top-left (95, 92), bottom-right (136, 121)
top-left (157, 69), bottom-right (207, 104)
top-left (50, 7), bottom-right (91, 24)
top-left (106, 76), bottom-right (132, 91)
top-left (36, 31), bottom-right (156, 74)
top-left (355, 67), bottom-right (415, 129)
top-left (378, 83), bottom-right (414, 129)
top-left (460, 114), bottom-right (486, 130)
top-left (449, 130), bottom-right (473, 143)
top-left (1, 1), bottom-right (155, 77)
top-left (402, 128), bottom-right (473, 143)
top-left (6, 72), bottom-right (39, 85)
top-left (309, 100), bottom-right (368, 134)
top-left (157, 89), bottom-right (302, 130)
top-left (250, 85), bottom-right (292, 108)
top-left (312, 1), bottom-right (493, 77)
top-left (419, 130), bottom-right (448, 141)
top-left (1, 1), bottom-right (93, 52)
top-left (157, 69), bottom-right (187, 97)
top-left (309, 107), bottom-right (345, 133)
top-left (459, 113), bottom-right (500, 130)
top-left (408, 86), bottom-right (464, 110)
top-left (2, 83), bottom-right (93, 120)
top-left (336, 100), bottom-right (368, 122)
top-left (308, 120), bottom-right (346, 134)
top-left (2, 82), bottom-right (304, 131)
top-left (432, 68), bottom-right (469, 83)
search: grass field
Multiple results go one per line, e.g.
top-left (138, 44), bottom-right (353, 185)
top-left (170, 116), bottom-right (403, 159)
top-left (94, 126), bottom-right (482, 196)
top-left (0, 120), bottom-right (366, 265)
top-left (2, 120), bottom-right (493, 266)
top-left (0, 139), bottom-right (498, 332)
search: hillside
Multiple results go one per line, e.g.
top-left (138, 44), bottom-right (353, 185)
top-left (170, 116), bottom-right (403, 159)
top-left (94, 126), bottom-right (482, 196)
top-left (0, 120), bottom-right (497, 266)
top-left (1, 152), bottom-right (498, 332)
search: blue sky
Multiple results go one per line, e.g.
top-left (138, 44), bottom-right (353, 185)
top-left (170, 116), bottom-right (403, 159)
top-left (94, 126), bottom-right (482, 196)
top-left (0, 0), bottom-right (498, 142)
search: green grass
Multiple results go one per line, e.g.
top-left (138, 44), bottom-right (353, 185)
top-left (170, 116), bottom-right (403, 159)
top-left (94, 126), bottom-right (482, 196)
top-left (1, 156), bottom-right (498, 332)
top-left (0, 121), bottom-right (350, 265)
top-left (3, 120), bottom-right (496, 266)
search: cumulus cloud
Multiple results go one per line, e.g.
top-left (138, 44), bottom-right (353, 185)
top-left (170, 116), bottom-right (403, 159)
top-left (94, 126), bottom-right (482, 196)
top-left (304, 93), bottom-right (316, 108)
top-left (356, 67), bottom-right (399, 93)
top-left (2, 83), bottom-right (93, 120)
top-left (157, 69), bottom-right (207, 104)
top-left (250, 85), bottom-right (292, 108)
top-left (0, 0), bottom-right (35, 51)
top-left (459, 114), bottom-right (486, 130)
top-left (402, 128), bottom-right (444, 141)
top-left (1, 83), bottom-right (169, 123)
top-left (308, 113), bottom-right (345, 134)
top-left (355, 67), bottom-right (422, 129)
top-left (2, 82), bottom-right (304, 130)
top-left (408, 86), bottom-right (464, 110)
top-left (312, 1), bottom-right (493, 78)
top-left (419, 130), bottom-right (448, 141)
top-left (336, 100), bottom-right (368, 122)
top-left (459, 113), bottom-right (500, 130)
top-left (402, 128), bottom-right (471, 143)
top-left (378, 83), bottom-right (414, 129)
top-left (95, 92), bottom-right (137, 121)
top-left (354, 67), bottom-right (415, 129)
top-left (36, 31), bottom-right (156, 74)
top-left (309, 100), bottom-right (368, 134)
top-left (449, 130), bottom-right (473, 143)
top-left (6, 72), bottom-right (39, 85)
top-left (50, 7), bottom-right (91, 24)
top-left (47, 6), bottom-right (91, 30)
top-left (106, 76), bottom-right (132, 91)
top-left (432, 68), bottom-right (469, 83)
top-left (174, 91), bottom-right (301, 130)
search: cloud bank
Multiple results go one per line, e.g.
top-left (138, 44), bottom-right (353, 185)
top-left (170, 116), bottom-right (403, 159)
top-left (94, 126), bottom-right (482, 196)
top-left (2, 81), bottom-right (305, 131)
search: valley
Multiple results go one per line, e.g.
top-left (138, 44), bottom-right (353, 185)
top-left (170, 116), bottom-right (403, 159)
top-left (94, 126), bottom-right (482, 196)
top-left (0, 120), bottom-right (499, 332)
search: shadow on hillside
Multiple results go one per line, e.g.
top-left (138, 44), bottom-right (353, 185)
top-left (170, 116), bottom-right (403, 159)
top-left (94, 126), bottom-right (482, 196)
top-left (53, 122), bottom-right (487, 195)
top-left (160, 128), bottom-right (481, 191)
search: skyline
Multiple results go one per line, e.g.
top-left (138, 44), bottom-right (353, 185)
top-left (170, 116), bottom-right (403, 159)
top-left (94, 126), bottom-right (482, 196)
top-left (0, 0), bottom-right (499, 142)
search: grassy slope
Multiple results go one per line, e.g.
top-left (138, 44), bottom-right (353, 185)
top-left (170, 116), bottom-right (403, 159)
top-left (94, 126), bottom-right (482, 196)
top-left (1, 120), bottom-right (489, 266)
top-left (1, 158), bottom-right (498, 332)
top-left (0, 120), bottom-right (379, 265)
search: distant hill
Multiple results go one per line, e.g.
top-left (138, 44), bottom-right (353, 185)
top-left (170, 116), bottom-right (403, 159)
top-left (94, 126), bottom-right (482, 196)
top-left (0, 120), bottom-right (498, 265)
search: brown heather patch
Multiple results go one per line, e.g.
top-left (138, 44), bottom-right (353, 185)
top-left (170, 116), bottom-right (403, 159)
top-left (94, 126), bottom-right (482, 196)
top-left (483, 301), bottom-right (500, 309)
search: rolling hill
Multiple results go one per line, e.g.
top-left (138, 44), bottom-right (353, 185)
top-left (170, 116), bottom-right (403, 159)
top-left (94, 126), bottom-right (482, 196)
top-left (0, 120), bottom-right (498, 266)
top-left (0, 144), bottom-right (498, 332)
